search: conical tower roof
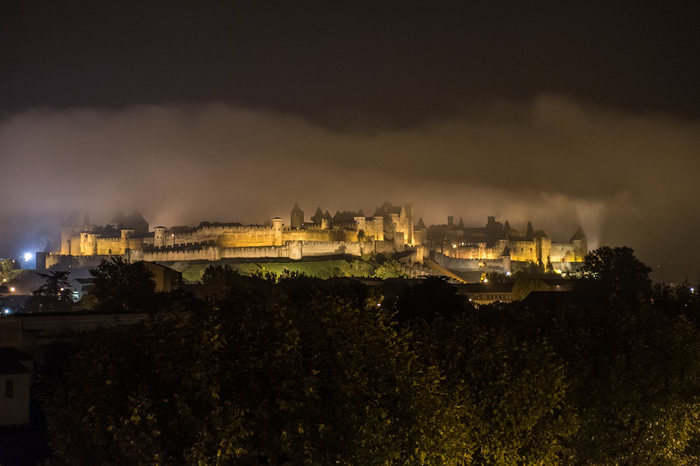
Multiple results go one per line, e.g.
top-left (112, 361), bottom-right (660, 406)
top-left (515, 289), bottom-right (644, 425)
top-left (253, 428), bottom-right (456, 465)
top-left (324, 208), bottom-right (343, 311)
top-left (110, 209), bottom-right (126, 225)
top-left (526, 221), bottom-right (534, 239)
top-left (311, 207), bottom-right (324, 223)
top-left (291, 203), bottom-right (303, 213)
top-left (62, 209), bottom-right (81, 227)
top-left (570, 227), bottom-right (587, 241)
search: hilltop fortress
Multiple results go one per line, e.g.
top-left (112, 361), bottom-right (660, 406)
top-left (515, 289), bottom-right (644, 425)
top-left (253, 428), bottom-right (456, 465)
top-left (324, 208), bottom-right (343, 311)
top-left (38, 202), bottom-right (587, 275)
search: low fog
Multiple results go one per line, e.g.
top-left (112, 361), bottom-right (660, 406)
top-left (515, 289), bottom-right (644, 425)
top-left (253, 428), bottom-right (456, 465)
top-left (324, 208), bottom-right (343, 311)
top-left (1, 95), bottom-right (698, 282)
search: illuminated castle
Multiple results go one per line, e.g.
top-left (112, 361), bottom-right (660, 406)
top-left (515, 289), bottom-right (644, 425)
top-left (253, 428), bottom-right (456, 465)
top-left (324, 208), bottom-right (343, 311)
top-left (428, 215), bottom-right (587, 274)
top-left (42, 202), bottom-right (417, 268)
top-left (40, 203), bottom-right (586, 275)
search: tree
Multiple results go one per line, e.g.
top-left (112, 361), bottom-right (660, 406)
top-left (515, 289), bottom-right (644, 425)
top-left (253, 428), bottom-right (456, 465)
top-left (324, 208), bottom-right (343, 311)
top-left (651, 280), bottom-right (700, 325)
top-left (25, 271), bottom-right (73, 312)
top-left (372, 258), bottom-right (406, 279)
top-left (0, 258), bottom-right (19, 275)
top-left (0, 258), bottom-right (20, 283)
top-left (43, 289), bottom-right (465, 463)
top-left (90, 257), bottom-right (159, 312)
top-left (579, 246), bottom-right (652, 299)
top-left (507, 294), bottom-right (700, 463)
top-left (395, 276), bottom-right (465, 322)
top-left (512, 275), bottom-right (550, 301)
top-left (200, 264), bottom-right (243, 302)
top-left (410, 316), bottom-right (579, 463)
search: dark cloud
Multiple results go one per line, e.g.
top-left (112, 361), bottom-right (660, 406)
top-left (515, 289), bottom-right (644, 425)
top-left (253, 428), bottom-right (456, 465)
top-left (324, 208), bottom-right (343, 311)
top-left (1, 97), bottom-right (698, 282)
top-left (2, 2), bottom-right (699, 122)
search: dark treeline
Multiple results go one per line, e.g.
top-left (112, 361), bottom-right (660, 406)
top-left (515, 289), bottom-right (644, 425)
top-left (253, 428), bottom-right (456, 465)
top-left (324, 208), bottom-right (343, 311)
top-left (39, 248), bottom-right (700, 464)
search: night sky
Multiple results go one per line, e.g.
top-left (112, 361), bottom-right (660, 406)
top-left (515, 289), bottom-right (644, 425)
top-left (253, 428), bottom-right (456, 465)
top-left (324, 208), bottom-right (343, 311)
top-left (1, 1), bottom-right (699, 282)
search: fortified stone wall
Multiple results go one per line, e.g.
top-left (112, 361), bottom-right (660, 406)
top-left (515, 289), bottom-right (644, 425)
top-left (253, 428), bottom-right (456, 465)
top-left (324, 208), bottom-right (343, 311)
top-left (221, 246), bottom-right (291, 260)
top-left (96, 238), bottom-right (122, 255)
top-left (442, 238), bottom-right (579, 264)
top-left (284, 229), bottom-right (348, 243)
top-left (434, 253), bottom-right (511, 273)
top-left (550, 243), bottom-right (577, 263)
top-left (134, 247), bottom-right (221, 262)
top-left (296, 241), bottom-right (366, 257)
top-left (508, 240), bottom-right (538, 262)
top-left (375, 241), bottom-right (397, 255)
top-left (44, 254), bottom-right (111, 269)
top-left (216, 229), bottom-right (278, 248)
top-left (134, 240), bottom-right (371, 263)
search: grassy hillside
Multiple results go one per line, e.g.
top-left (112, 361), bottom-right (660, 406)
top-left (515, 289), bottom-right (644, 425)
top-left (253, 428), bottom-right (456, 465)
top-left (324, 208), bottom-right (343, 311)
top-left (174, 257), bottom-right (378, 283)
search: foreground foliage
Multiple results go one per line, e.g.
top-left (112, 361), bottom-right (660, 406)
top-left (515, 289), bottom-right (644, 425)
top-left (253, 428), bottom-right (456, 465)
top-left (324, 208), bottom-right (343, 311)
top-left (42, 248), bottom-right (700, 464)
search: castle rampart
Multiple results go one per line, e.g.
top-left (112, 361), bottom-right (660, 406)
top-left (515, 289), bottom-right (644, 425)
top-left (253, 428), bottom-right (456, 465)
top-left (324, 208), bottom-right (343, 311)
top-left (47, 206), bottom-right (585, 276)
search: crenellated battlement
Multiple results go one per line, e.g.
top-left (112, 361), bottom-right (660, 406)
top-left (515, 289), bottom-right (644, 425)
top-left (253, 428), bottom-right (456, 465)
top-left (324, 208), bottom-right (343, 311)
top-left (50, 205), bottom-right (586, 272)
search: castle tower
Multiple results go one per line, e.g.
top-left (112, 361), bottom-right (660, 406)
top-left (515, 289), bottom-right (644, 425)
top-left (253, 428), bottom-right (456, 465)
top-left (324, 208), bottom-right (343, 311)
top-left (290, 203), bottom-right (304, 229)
top-left (500, 245), bottom-right (512, 275)
top-left (60, 209), bottom-right (88, 255)
top-left (414, 217), bottom-right (427, 245)
top-left (534, 232), bottom-right (551, 266)
top-left (124, 210), bottom-right (149, 236)
top-left (311, 207), bottom-right (324, 225)
top-left (79, 232), bottom-right (89, 255)
top-left (405, 203), bottom-right (414, 245)
top-left (354, 216), bottom-right (367, 234)
top-left (120, 229), bottom-right (134, 254)
top-left (271, 218), bottom-right (283, 246)
top-left (570, 227), bottom-right (588, 261)
top-left (373, 216), bottom-right (385, 241)
top-left (153, 226), bottom-right (168, 248)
